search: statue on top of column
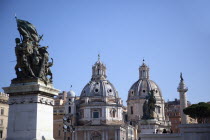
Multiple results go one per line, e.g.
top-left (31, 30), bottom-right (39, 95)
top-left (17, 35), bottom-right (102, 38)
top-left (180, 72), bottom-right (184, 82)
top-left (14, 17), bottom-right (53, 84)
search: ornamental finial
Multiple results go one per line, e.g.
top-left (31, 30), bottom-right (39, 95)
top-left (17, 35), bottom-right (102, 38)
top-left (142, 58), bottom-right (145, 64)
top-left (98, 54), bottom-right (100, 61)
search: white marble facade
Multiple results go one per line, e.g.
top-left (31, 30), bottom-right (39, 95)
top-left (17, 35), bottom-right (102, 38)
top-left (3, 80), bottom-right (59, 140)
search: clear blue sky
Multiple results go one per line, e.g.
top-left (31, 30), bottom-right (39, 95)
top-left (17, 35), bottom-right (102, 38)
top-left (1, 0), bottom-right (210, 105)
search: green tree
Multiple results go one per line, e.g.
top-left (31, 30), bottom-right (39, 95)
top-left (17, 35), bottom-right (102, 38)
top-left (183, 102), bottom-right (210, 123)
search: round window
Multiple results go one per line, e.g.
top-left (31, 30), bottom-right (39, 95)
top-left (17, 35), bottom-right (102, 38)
top-left (95, 89), bottom-right (99, 93)
top-left (143, 90), bottom-right (146, 93)
top-left (131, 90), bottom-right (134, 95)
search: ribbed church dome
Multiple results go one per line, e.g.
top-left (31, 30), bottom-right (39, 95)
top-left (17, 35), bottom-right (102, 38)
top-left (127, 60), bottom-right (163, 100)
top-left (81, 80), bottom-right (119, 98)
top-left (128, 79), bottom-right (162, 100)
top-left (80, 55), bottom-right (119, 99)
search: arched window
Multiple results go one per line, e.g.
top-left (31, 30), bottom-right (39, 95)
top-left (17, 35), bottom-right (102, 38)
top-left (68, 106), bottom-right (71, 114)
top-left (110, 109), bottom-right (117, 118)
top-left (113, 110), bottom-right (116, 118)
top-left (131, 106), bottom-right (133, 114)
top-left (0, 108), bottom-right (4, 115)
top-left (97, 69), bottom-right (100, 75)
top-left (143, 70), bottom-right (145, 77)
top-left (158, 107), bottom-right (160, 113)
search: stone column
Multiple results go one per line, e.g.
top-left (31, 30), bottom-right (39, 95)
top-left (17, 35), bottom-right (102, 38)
top-left (177, 77), bottom-right (189, 124)
top-left (72, 132), bottom-right (74, 140)
top-left (87, 131), bottom-right (90, 140)
top-left (75, 131), bottom-right (77, 140)
top-left (115, 129), bottom-right (120, 140)
top-left (102, 131), bottom-right (105, 140)
top-left (83, 131), bottom-right (86, 140)
top-left (105, 130), bottom-right (108, 140)
top-left (3, 79), bottom-right (59, 140)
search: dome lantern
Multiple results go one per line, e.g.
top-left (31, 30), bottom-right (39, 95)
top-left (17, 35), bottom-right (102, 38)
top-left (91, 54), bottom-right (107, 80)
top-left (139, 59), bottom-right (150, 80)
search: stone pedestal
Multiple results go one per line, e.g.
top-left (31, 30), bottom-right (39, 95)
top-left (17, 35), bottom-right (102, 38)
top-left (140, 119), bottom-right (159, 134)
top-left (140, 119), bottom-right (171, 134)
top-left (3, 79), bottom-right (60, 140)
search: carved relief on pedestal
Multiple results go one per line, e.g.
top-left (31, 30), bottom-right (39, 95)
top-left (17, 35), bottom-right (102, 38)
top-left (9, 95), bottom-right (54, 105)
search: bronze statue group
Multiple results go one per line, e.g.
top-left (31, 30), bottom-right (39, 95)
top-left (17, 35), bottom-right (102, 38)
top-left (14, 17), bottom-right (53, 84)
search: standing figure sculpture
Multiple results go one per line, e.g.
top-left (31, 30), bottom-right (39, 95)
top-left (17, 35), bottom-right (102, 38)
top-left (142, 99), bottom-right (149, 119)
top-left (180, 72), bottom-right (184, 82)
top-left (14, 17), bottom-right (53, 84)
top-left (142, 90), bottom-right (156, 119)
